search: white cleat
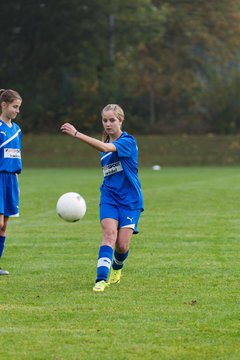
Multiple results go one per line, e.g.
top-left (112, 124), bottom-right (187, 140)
top-left (0, 268), bottom-right (9, 275)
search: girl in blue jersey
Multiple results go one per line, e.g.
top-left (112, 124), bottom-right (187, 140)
top-left (61, 104), bottom-right (144, 292)
top-left (0, 89), bottom-right (22, 275)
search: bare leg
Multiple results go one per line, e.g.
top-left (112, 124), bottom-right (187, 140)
top-left (0, 215), bottom-right (9, 275)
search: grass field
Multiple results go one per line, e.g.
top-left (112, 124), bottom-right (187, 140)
top-left (0, 167), bottom-right (239, 360)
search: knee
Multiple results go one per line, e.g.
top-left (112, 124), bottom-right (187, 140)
top-left (116, 243), bottom-right (129, 254)
top-left (0, 217), bottom-right (8, 234)
top-left (103, 227), bottom-right (117, 241)
top-left (1, 224), bottom-right (7, 233)
top-left (102, 226), bottom-right (117, 245)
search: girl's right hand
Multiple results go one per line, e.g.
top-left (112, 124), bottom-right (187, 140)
top-left (60, 123), bottom-right (77, 137)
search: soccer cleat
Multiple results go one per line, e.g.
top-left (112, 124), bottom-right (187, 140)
top-left (93, 280), bottom-right (109, 292)
top-left (0, 268), bottom-right (9, 275)
top-left (108, 269), bottom-right (122, 284)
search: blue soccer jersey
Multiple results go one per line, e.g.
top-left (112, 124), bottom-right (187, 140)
top-left (100, 131), bottom-right (143, 211)
top-left (0, 120), bottom-right (22, 173)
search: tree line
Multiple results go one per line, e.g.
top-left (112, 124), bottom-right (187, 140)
top-left (1, 0), bottom-right (240, 134)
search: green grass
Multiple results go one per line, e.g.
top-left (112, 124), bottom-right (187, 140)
top-left (0, 167), bottom-right (239, 360)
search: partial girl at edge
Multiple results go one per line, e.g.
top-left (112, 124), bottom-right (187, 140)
top-left (0, 89), bottom-right (23, 275)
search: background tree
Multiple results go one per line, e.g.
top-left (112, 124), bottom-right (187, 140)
top-left (1, 0), bottom-right (240, 133)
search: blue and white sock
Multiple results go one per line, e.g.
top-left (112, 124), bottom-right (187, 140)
top-left (0, 236), bottom-right (6, 258)
top-left (112, 250), bottom-right (129, 270)
top-left (96, 245), bottom-right (113, 282)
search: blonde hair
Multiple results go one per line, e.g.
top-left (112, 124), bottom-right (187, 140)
top-left (101, 104), bottom-right (125, 142)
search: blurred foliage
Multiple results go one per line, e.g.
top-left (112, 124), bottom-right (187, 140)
top-left (22, 134), bottom-right (240, 167)
top-left (1, 0), bottom-right (240, 134)
top-left (201, 66), bottom-right (240, 134)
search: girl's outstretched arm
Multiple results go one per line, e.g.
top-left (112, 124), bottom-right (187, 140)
top-left (60, 122), bottom-right (116, 153)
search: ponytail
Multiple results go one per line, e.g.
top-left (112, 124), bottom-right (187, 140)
top-left (102, 131), bottom-right (110, 143)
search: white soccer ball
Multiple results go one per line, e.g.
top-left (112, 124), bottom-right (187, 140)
top-left (152, 165), bottom-right (161, 171)
top-left (56, 192), bottom-right (87, 222)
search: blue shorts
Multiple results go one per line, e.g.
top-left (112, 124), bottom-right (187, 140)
top-left (100, 203), bottom-right (141, 234)
top-left (0, 173), bottom-right (19, 217)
